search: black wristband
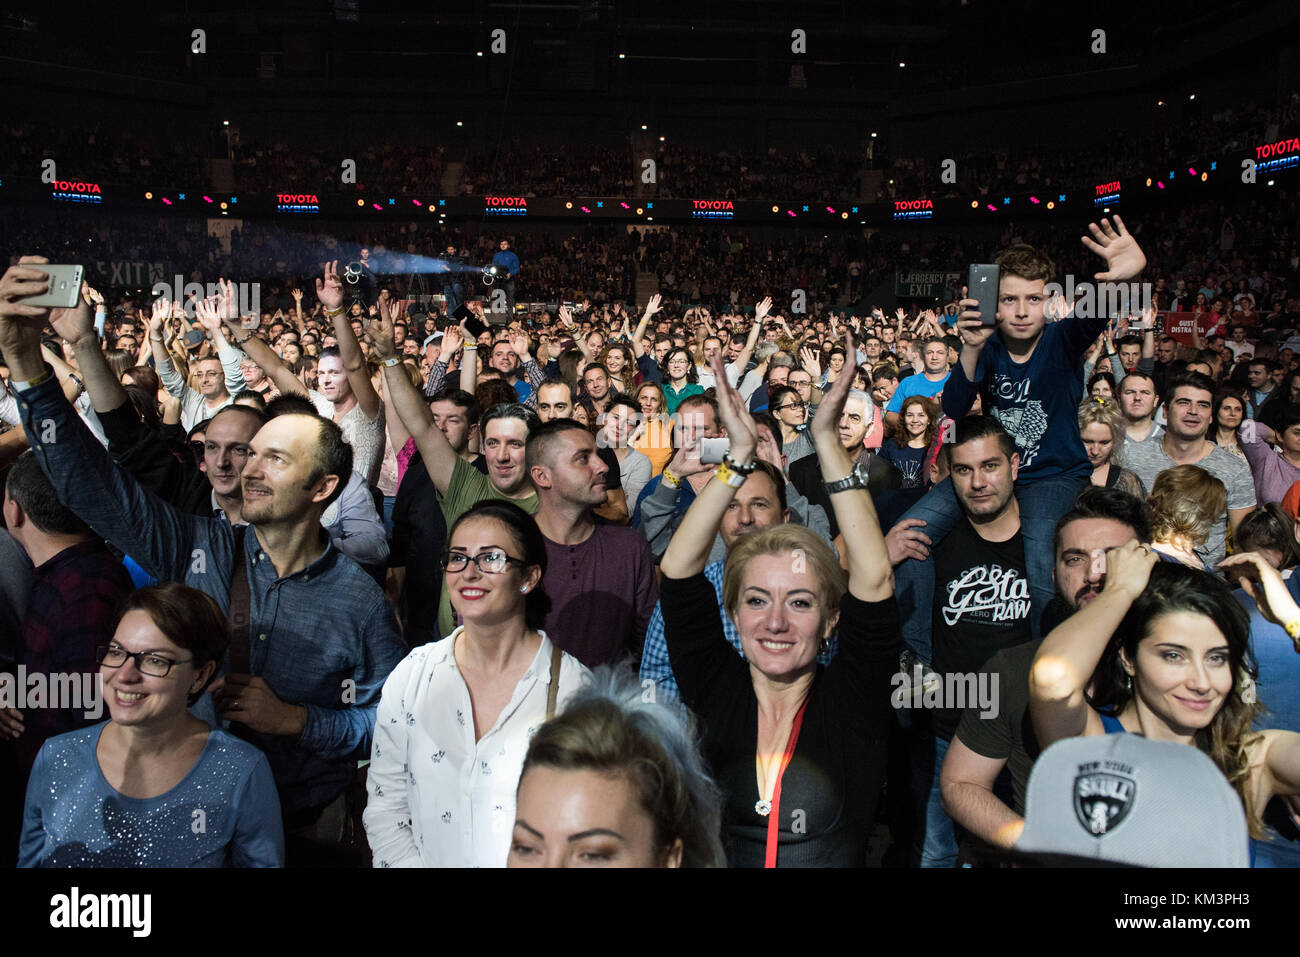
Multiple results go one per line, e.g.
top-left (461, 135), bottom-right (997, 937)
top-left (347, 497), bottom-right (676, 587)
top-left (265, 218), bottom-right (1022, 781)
top-left (722, 452), bottom-right (756, 475)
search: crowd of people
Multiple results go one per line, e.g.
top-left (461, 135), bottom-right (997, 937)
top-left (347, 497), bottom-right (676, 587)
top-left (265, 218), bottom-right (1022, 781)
top-left (6, 198), bottom-right (1300, 870)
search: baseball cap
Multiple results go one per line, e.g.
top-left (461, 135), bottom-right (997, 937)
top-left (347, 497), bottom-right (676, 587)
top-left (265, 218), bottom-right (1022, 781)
top-left (183, 330), bottom-right (206, 348)
top-left (1013, 734), bottom-right (1249, 868)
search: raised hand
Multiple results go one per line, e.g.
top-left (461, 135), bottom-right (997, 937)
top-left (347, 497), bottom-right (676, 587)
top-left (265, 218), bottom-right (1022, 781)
top-left (193, 295), bottom-right (223, 334)
top-left (955, 285), bottom-right (996, 350)
top-left (440, 323), bottom-right (463, 358)
top-left (316, 260), bottom-right (345, 312)
top-left (558, 303), bottom-right (574, 328)
top-left (800, 346), bottom-right (822, 378)
top-left (709, 348), bottom-right (757, 465)
top-left (149, 297), bottom-right (170, 336)
top-left (1097, 540), bottom-right (1159, 602)
top-left (365, 302), bottom-right (397, 360)
top-left (643, 293), bottom-right (662, 320)
top-left (291, 288), bottom-right (304, 303)
top-left (82, 283), bottom-right (104, 308)
top-left (754, 296), bottom-right (773, 323)
top-left (1220, 552), bottom-right (1300, 649)
top-left (810, 330), bottom-right (859, 443)
top-left (48, 297), bottom-right (95, 346)
top-left (510, 330), bottom-right (532, 361)
top-left (1082, 215), bottom-right (1147, 282)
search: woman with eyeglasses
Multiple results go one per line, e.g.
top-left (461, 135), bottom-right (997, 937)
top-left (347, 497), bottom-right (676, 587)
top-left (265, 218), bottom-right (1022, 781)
top-left (767, 384), bottom-right (815, 467)
top-left (19, 584), bottom-right (284, 867)
top-left (660, 346), bottom-right (704, 415)
top-left (364, 500), bottom-right (590, 867)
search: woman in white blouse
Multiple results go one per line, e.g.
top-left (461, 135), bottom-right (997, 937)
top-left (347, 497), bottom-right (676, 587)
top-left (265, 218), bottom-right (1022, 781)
top-left (364, 501), bottom-right (589, 867)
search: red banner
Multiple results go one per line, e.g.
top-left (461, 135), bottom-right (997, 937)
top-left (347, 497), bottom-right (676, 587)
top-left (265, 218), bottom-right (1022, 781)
top-left (1162, 311), bottom-right (1222, 346)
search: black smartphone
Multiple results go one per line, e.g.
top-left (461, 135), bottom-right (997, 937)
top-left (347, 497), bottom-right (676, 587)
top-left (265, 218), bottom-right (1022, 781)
top-left (454, 302), bottom-right (488, 339)
top-left (968, 263), bottom-right (1000, 327)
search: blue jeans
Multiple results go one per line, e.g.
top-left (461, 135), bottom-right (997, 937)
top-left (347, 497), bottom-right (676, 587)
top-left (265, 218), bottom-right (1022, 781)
top-left (914, 732), bottom-right (958, 868)
top-left (893, 473), bottom-right (1087, 663)
top-left (382, 495), bottom-right (397, 539)
top-left (443, 282), bottom-right (464, 316)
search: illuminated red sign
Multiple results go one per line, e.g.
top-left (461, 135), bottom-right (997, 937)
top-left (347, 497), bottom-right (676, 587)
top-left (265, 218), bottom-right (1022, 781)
top-left (277, 193), bottom-right (319, 204)
top-left (52, 181), bottom-right (101, 193)
top-left (894, 199), bottom-right (933, 210)
top-left (1095, 181), bottom-right (1121, 196)
top-left (484, 196), bottom-right (527, 206)
top-left (1256, 138), bottom-right (1300, 159)
top-left (692, 199), bottom-right (734, 210)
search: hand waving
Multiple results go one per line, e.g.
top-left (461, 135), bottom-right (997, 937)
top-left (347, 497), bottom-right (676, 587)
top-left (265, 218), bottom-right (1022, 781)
top-left (316, 260), bottom-right (345, 312)
top-left (1082, 215), bottom-right (1147, 282)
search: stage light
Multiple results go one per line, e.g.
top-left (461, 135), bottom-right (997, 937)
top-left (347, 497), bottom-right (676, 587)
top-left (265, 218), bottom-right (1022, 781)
top-left (1157, 100), bottom-right (1164, 107)
top-left (1146, 177), bottom-right (1152, 187)
top-left (659, 136), bottom-right (665, 141)
top-left (412, 199), bottom-right (422, 206)
top-left (357, 199), bottom-right (365, 206)
top-left (476, 51), bottom-right (483, 57)
top-left (618, 53), bottom-right (626, 59)
top-left (1003, 197), bottom-right (1010, 204)
top-left (372, 203), bottom-right (382, 210)
top-left (1029, 196), bottom-right (1040, 204)
top-left (640, 125), bottom-right (647, 130)
top-left (1188, 167), bottom-right (1196, 176)
top-left (203, 195), bottom-right (213, 203)
top-left (220, 202), bottom-right (228, 210)
top-left (456, 121), bottom-right (463, 127)
top-left (1103, 207), bottom-right (1110, 213)
top-left (1268, 180), bottom-right (1276, 186)
top-left (971, 201), bottom-right (978, 208)
top-left (888, 179), bottom-right (894, 185)
top-left (841, 212), bottom-right (848, 219)
top-left (1200, 172), bottom-right (1208, 182)
top-left (637, 208), bottom-right (644, 215)
top-left (870, 132), bottom-right (878, 138)
top-left (1189, 93), bottom-right (1195, 100)
top-left (179, 194), bottom-right (186, 200)
top-left (787, 210), bottom-right (796, 217)
top-left (647, 217), bottom-right (653, 222)
top-left (1046, 201), bottom-right (1055, 210)
top-left (620, 202), bottom-right (630, 209)
top-left (772, 205), bottom-right (780, 213)
top-left (223, 120), bottom-right (230, 126)
top-left (145, 191), bottom-right (153, 200)
top-left (1157, 181), bottom-right (1165, 190)
top-left (428, 205), bottom-right (435, 211)
top-left (162, 198), bottom-right (172, 205)
top-left (581, 206), bottom-right (591, 212)
top-left (826, 206), bottom-right (835, 213)
top-left (1058, 194), bottom-right (1065, 202)
top-left (898, 61), bottom-right (906, 67)
top-left (566, 201), bottom-right (573, 209)
top-left (986, 204), bottom-right (996, 211)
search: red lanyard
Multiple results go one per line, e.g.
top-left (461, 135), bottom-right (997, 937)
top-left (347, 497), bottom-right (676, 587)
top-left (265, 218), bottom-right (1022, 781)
top-left (764, 698), bottom-right (810, 869)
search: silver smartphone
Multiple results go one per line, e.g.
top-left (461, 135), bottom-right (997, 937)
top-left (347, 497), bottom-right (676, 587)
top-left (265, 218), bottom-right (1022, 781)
top-left (968, 263), bottom-right (999, 327)
top-left (699, 436), bottom-right (731, 465)
top-left (22, 264), bottom-right (84, 308)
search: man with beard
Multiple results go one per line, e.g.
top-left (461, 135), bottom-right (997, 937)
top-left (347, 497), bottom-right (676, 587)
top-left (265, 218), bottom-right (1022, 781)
top-left (525, 420), bottom-right (657, 667)
top-left (1118, 371), bottom-right (1162, 445)
top-left (938, 486), bottom-right (1151, 862)
top-left (0, 258), bottom-right (406, 864)
top-left (912, 416), bottom-right (1036, 868)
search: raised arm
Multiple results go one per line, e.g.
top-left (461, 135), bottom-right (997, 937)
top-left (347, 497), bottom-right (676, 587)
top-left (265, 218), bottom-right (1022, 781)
top-left (367, 296), bottom-right (459, 496)
top-left (631, 294), bottom-right (661, 358)
top-left (318, 260), bottom-right (381, 420)
top-left (149, 298), bottom-right (189, 399)
top-left (659, 351), bottom-right (758, 580)
top-left (218, 282), bottom-right (307, 398)
top-left (50, 290), bottom-right (128, 415)
top-left (1028, 541), bottom-right (1156, 747)
top-left (729, 297), bottom-right (768, 377)
top-left (809, 331), bottom-right (891, 602)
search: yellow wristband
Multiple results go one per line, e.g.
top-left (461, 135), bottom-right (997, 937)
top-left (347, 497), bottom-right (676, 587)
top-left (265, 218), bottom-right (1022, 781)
top-left (661, 468), bottom-right (681, 489)
top-left (1286, 620), bottom-right (1300, 641)
top-left (324, 306), bottom-right (345, 319)
top-left (714, 462), bottom-right (746, 489)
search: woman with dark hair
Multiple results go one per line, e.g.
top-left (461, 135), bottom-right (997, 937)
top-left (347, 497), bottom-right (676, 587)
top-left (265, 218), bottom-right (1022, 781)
top-left (660, 346), bottom-right (703, 415)
top-left (509, 667), bottom-right (726, 868)
top-left (1213, 389), bottom-right (1248, 460)
top-left (20, 584), bottom-right (284, 867)
top-left (598, 342), bottom-right (638, 395)
top-left (1146, 465), bottom-right (1226, 569)
top-left (364, 501), bottom-right (590, 867)
top-left (1029, 546), bottom-right (1300, 854)
top-left (880, 395), bottom-right (939, 490)
top-left (1087, 370), bottom-right (1116, 399)
top-left (1231, 503), bottom-right (1300, 574)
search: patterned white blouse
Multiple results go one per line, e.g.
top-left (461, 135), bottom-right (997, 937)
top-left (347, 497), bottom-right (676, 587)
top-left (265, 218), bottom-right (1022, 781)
top-left (363, 630), bottom-right (589, 867)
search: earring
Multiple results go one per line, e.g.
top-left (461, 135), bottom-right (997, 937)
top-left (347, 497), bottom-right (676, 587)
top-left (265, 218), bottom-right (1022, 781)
top-left (1124, 672), bottom-right (1133, 694)
top-left (819, 637), bottom-right (829, 654)
top-left (520, 586), bottom-right (528, 594)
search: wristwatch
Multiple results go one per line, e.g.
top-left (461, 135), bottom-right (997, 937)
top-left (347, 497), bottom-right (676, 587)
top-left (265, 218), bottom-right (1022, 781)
top-left (822, 460), bottom-right (870, 495)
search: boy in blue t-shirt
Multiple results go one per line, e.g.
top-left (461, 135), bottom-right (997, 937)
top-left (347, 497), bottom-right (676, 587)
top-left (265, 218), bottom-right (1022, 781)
top-left (894, 216), bottom-right (1149, 661)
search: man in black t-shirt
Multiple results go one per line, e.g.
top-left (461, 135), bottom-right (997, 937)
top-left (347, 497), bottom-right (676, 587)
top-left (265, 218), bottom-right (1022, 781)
top-left (939, 486), bottom-right (1151, 862)
top-left (915, 416), bottom-right (1032, 868)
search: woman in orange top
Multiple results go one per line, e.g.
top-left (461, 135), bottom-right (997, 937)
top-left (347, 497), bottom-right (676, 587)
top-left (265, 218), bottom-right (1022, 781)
top-left (633, 382), bottom-right (674, 476)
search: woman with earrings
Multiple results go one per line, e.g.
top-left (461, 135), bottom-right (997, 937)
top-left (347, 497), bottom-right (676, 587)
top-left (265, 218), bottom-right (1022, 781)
top-left (660, 337), bottom-right (901, 866)
top-left (1029, 545), bottom-right (1300, 862)
top-left (19, 585), bottom-right (283, 867)
top-left (364, 501), bottom-right (590, 867)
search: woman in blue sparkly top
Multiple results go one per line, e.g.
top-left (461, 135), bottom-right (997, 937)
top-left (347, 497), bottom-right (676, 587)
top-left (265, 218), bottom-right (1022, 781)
top-left (19, 584), bottom-right (283, 867)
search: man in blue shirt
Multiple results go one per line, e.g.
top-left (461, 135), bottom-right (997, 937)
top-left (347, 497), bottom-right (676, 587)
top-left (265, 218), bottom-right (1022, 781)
top-left (491, 239), bottom-right (521, 318)
top-left (0, 258), bottom-right (406, 862)
top-left (884, 337), bottom-right (951, 432)
top-left (892, 217), bottom-right (1150, 661)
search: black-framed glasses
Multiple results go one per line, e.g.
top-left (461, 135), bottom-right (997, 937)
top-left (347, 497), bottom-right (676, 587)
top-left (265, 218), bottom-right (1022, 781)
top-left (97, 644), bottom-right (192, 677)
top-left (773, 403), bottom-right (805, 413)
top-left (441, 550), bottom-right (530, 574)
